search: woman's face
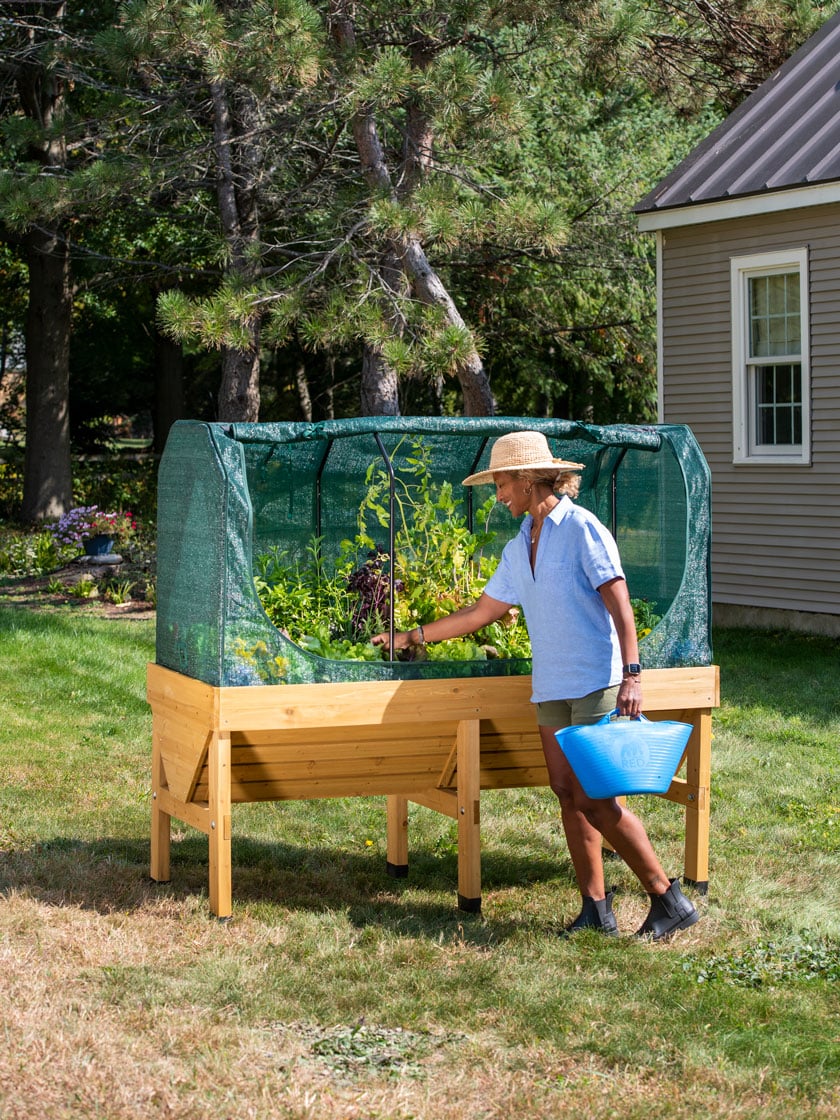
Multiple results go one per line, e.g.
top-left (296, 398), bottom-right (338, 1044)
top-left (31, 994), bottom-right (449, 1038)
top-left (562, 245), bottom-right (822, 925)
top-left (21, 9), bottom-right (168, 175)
top-left (494, 472), bottom-right (532, 518)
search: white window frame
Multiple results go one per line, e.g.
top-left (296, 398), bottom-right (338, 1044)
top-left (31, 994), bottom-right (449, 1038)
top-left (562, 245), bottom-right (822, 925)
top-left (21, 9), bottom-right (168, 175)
top-left (731, 248), bottom-right (811, 465)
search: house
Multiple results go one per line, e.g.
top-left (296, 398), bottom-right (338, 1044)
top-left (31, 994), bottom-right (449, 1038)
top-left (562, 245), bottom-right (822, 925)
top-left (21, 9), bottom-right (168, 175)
top-left (634, 11), bottom-right (840, 637)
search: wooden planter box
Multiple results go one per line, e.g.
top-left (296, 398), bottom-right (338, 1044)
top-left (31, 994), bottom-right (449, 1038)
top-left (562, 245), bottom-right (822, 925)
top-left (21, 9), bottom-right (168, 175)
top-left (148, 662), bottom-right (719, 918)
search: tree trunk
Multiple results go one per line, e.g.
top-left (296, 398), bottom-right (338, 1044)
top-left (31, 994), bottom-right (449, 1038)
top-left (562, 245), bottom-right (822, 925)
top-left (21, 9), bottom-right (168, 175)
top-left (153, 327), bottom-right (184, 454)
top-left (331, 3), bottom-right (495, 417)
top-left (211, 79), bottom-right (262, 422)
top-left (218, 338), bottom-right (260, 421)
top-left (21, 226), bottom-right (73, 520)
top-left (360, 347), bottom-right (400, 415)
top-left (401, 238), bottom-right (495, 415)
top-left (15, 0), bottom-right (74, 519)
top-left (295, 362), bottom-right (312, 422)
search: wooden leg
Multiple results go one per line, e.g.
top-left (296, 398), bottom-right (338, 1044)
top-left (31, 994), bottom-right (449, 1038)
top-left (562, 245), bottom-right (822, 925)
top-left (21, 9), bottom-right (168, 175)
top-left (208, 731), bottom-right (232, 918)
top-left (456, 720), bottom-right (481, 912)
top-left (386, 795), bottom-right (409, 878)
top-left (150, 719), bottom-right (171, 883)
top-left (683, 709), bottom-right (711, 893)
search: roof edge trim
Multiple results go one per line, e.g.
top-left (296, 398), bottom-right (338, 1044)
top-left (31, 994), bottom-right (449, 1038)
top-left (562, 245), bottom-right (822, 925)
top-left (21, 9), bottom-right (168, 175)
top-left (636, 182), bottom-right (840, 231)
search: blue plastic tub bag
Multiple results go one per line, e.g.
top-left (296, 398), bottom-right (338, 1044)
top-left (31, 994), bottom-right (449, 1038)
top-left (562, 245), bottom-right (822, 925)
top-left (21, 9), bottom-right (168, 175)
top-left (555, 709), bottom-right (693, 799)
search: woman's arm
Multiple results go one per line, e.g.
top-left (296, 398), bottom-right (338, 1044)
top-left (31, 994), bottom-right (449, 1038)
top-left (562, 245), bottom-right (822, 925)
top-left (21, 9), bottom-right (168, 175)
top-left (598, 576), bottom-right (642, 717)
top-left (372, 592), bottom-right (514, 652)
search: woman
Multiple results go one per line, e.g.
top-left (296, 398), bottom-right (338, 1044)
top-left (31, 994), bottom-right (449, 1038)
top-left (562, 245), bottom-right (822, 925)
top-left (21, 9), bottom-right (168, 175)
top-left (373, 431), bottom-right (699, 940)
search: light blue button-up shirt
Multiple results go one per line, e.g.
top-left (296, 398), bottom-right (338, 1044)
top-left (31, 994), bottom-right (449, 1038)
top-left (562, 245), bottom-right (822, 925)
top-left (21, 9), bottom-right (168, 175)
top-left (483, 496), bottom-right (625, 703)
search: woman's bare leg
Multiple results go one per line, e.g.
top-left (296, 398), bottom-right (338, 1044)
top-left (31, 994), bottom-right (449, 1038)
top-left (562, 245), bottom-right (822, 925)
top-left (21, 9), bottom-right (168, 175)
top-left (540, 726), bottom-right (671, 896)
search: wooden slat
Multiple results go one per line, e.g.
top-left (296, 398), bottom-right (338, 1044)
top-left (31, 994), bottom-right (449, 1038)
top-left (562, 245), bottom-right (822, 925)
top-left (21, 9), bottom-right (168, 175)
top-left (215, 675), bottom-right (535, 731)
top-left (195, 772), bottom-right (465, 802)
top-left (479, 765), bottom-right (551, 791)
top-left (638, 667), bottom-right (719, 710)
top-left (229, 753), bottom-right (450, 783)
top-left (437, 740), bottom-right (459, 788)
top-left (228, 730), bottom-right (456, 766)
top-left (231, 722), bottom-right (458, 750)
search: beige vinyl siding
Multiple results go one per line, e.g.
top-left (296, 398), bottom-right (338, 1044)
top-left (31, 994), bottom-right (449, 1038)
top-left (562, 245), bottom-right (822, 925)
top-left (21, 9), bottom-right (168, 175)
top-left (660, 203), bottom-right (840, 616)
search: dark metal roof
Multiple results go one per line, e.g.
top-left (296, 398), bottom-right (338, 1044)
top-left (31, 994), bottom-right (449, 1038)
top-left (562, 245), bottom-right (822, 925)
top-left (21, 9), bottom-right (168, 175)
top-left (635, 11), bottom-right (840, 214)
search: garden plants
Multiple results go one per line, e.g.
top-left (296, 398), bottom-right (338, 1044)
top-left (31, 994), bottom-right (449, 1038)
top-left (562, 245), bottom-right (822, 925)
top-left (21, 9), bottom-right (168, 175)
top-left (48, 505), bottom-right (137, 550)
top-left (253, 438), bottom-right (658, 664)
top-left (254, 440), bottom-right (530, 662)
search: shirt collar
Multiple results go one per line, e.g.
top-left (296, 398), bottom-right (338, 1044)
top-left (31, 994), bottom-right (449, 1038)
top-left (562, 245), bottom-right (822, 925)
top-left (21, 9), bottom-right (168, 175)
top-left (522, 494), bottom-right (573, 539)
top-left (548, 495), bottom-right (573, 525)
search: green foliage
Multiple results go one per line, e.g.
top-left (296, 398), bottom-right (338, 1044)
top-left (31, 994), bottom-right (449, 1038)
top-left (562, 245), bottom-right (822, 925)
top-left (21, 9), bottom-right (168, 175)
top-left (254, 436), bottom-right (654, 663)
top-left (630, 596), bottom-right (661, 638)
top-left (102, 577), bottom-right (135, 604)
top-left (255, 437), bottom-right (527, 661)
top-left (67, 575), bottom-right (99, 600)
top-left (692, 937), bottom-right (840, 988)
top-left (0, 529), bottom-right (72, 577)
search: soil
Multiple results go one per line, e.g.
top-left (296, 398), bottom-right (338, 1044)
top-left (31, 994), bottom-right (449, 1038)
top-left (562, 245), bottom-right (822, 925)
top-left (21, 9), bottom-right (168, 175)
top-left (0, 556), bottom-right (156, 620)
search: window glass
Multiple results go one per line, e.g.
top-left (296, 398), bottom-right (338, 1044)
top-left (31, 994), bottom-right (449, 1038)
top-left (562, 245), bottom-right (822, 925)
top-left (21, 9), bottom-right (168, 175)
top-left (755, 364), bottom-right (802, 446)
top-left (749, 273), bottom-right (800, 358)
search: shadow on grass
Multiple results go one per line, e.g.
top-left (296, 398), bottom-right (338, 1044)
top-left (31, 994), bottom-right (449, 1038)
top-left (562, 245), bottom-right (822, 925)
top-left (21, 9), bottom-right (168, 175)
top-left (0, 833), bottom-right (583, 942)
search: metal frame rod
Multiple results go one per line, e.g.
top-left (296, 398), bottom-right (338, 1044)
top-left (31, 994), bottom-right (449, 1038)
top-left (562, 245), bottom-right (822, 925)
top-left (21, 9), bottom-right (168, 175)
top-left (373, 433), bottom-right (397, 660)
top-left (463, 437), bottom-right (491, 531)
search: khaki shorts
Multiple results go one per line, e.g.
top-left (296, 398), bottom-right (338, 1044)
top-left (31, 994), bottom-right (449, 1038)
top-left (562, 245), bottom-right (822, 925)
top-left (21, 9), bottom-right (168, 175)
top-left (535, 685), bottom-right (620, 729)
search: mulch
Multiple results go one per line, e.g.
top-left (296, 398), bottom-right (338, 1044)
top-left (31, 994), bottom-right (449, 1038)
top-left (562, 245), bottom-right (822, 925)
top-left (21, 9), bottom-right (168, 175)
top-left (0, 559), bottom-right (156, 621)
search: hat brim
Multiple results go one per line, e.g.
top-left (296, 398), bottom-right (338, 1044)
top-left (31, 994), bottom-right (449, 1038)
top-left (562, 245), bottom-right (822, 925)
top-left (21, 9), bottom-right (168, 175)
top-left (462, 458), bottom-right (585, 487)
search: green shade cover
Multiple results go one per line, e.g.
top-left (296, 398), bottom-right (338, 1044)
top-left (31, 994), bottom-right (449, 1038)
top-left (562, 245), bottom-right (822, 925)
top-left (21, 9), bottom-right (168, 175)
top-left (156, 416), bottom-right (712, 686)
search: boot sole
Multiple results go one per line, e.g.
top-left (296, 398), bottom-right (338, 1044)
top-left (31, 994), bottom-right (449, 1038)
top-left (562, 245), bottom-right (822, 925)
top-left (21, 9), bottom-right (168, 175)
top-left (638, 909), bottom-right (700, 942)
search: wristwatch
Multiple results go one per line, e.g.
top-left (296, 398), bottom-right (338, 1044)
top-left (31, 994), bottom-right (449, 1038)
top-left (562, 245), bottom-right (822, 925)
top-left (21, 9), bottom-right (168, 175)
top-left (622, 663), bottom-right (642, 676)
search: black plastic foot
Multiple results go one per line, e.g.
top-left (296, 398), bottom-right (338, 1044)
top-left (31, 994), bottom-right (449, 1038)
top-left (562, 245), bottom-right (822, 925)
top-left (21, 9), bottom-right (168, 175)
top-left (386, 861), bottom-right (409, 879)
top-left (683, 878), bottom-right (708, 896)
top-left (457, 893), bottom-right (482, 913)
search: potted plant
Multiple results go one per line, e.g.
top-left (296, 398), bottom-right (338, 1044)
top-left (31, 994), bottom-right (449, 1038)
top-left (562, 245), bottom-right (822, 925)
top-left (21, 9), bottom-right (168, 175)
top-left (49, 505), bottom-right (137, 556)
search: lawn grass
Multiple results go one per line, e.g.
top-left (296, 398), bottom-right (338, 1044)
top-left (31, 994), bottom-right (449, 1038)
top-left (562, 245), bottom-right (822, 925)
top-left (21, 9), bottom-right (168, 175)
top-left (1, 607), bottom-right (839, 1119)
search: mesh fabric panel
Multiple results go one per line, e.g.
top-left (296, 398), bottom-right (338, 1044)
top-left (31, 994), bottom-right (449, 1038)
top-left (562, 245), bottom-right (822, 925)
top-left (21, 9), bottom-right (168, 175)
top-left (156, 416), bottom-right (711, 685)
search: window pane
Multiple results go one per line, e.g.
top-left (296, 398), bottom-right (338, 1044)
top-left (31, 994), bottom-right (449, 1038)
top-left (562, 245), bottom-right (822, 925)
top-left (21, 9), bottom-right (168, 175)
top-left (752, 363), bottom-right (802, 447)
top-left (750, 276), bottom-right (768, 317)
top-left (756, 366), bottom-right (775, 404)
top-left (775, 408), bottom-right (793, 444)
top-left (768, 276), bottom-right (787, 315)
top-left (748, 271), bottom-right (800, 358)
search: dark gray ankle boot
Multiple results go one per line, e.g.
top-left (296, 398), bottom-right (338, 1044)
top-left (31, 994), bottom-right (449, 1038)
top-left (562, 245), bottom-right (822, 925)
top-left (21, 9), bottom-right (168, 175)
top-left (636, 878), bottom-right (699, 941)
top-left (561, 890), bottom-right (619, 937)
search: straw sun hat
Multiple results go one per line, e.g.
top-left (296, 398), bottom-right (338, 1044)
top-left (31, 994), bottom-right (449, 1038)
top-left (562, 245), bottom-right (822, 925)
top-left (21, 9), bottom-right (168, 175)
top-left (462, 431), bottom-right (585, 487)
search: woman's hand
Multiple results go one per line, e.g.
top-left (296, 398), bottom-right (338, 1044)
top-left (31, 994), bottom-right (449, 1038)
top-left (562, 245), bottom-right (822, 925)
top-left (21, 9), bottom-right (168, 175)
top-left (616, 675), bottom-right (642, 718)
top-left (371, 628), bottom-right (416, 652)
